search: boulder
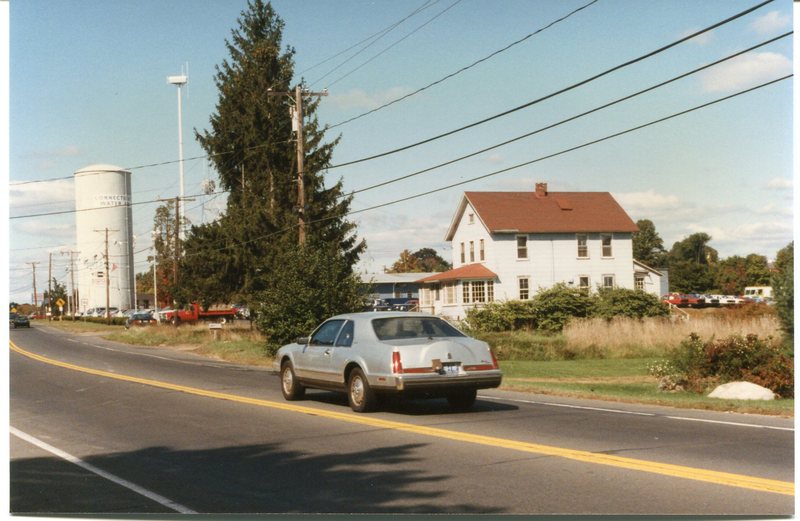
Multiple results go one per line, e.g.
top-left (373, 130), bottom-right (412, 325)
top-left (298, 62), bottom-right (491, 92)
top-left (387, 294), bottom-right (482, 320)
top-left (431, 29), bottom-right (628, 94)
top-left (708, 381), bottom-right (776, 401)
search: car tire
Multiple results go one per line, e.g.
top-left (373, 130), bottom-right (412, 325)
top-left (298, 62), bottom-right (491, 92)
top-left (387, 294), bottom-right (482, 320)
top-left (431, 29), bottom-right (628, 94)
top-left (348, 368), bottom-right (377, 413)
top-left (447, 389), bottom-right (477, 411)
top-left (280, 361), bottom-right (305, 401)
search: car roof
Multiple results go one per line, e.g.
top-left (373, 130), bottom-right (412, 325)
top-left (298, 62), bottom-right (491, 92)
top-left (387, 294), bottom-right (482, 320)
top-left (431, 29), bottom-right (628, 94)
top-left (330, 311), bottom-right (436, 321)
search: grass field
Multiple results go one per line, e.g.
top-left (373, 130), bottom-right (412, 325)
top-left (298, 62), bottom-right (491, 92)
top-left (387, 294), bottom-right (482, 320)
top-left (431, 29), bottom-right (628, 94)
top-left (34, 313), bottom-right (793, 416)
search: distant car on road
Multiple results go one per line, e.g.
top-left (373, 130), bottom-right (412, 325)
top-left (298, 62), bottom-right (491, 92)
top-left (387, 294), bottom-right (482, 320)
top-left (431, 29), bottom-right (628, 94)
top-left (10, 313), bottom-right (31, 328)
top-left (275, 312), bottom-right (502, 412)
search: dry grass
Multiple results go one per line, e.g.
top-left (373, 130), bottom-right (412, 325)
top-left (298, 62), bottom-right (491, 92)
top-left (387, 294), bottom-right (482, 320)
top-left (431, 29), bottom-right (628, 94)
top-left (563, 310), bottom-right (782, 358)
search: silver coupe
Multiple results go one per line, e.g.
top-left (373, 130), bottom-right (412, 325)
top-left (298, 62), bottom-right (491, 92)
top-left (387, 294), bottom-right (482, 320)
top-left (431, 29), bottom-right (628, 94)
top-left (275, 312), bottom-right (502, 412)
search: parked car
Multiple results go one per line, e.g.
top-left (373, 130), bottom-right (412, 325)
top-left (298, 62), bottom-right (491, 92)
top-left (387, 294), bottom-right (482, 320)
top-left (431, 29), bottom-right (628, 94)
top-left (125, 311), bottom-right (158, 328)
top-left (9, 313), bottom-right (30, 328)
top-left (275, 312), bottom-right (502, 412)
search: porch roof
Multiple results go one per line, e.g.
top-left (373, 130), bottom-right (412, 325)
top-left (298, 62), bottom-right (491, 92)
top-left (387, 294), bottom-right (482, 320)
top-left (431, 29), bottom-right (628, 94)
top-left (416, 263), bottom-right (497, 283)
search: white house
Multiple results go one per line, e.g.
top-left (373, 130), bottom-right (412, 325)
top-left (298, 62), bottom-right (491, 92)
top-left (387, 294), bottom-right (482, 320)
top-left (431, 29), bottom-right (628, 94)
top-left (417, 183), bottom-right (662, 319)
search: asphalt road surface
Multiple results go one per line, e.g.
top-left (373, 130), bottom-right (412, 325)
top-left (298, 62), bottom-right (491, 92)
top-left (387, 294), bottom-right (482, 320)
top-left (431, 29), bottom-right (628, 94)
top-left (10, 325), bottom-right (794, 515)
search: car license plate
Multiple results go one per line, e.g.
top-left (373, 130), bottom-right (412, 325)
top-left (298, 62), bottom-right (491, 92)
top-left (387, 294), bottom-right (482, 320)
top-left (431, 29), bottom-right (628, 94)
top-left (442, 363), bottom-right (461, 376)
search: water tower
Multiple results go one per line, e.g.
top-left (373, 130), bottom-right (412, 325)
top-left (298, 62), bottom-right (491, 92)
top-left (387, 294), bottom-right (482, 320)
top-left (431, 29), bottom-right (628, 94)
top-left (74, 164), bottom-right (135, 313)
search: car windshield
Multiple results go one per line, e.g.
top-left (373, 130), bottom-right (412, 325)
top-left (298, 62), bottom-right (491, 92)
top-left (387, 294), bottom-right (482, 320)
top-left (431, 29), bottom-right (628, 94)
top-left (372, 317), bottom-right (465, 341)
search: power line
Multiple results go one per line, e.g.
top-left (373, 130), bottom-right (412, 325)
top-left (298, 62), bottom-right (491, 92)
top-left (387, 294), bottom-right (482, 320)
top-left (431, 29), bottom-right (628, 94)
top-left (328, 0), bottom-right (599, 129)
top-left (8, 76), bottom-right (790, 253)
top-left (323, 0), bottom-right (464, 90)
top-left (175, 75), bottom-right (790, 260)
top-left (344, 31), bottom-right (792, 197)
top-left (326, 0), bottom-right (774, 170)
top-left (308, 0), bottom-right (440, 87)
top-left (9, 190), bottom-right (229, 220)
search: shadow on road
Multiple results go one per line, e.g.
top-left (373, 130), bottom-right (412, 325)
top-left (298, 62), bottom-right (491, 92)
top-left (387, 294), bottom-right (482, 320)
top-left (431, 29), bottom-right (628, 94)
top-left (11, 440), bottom-right (506, 514)
top-left (303, 390), bottom-right (519, 416)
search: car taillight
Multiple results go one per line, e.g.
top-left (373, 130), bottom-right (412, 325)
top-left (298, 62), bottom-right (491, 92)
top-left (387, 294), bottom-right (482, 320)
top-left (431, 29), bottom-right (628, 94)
top-left (490, 349), bottom-right (499, 369)
top-left (392, 351), bottom-right (403, 374)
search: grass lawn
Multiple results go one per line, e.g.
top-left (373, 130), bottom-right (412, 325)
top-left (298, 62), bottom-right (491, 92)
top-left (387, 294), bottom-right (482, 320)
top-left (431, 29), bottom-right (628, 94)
top-left (499, 358), bottom-right (793, 416)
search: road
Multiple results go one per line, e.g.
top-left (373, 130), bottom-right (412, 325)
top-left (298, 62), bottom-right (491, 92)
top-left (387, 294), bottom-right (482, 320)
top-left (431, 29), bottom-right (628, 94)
top-left (9, 325), bottom-right (794, 515)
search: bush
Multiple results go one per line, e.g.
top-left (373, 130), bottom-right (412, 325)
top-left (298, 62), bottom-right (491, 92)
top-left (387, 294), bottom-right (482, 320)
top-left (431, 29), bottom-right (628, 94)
top-left (664, 333), bottom-right (793, 397)
top-left (466, 285), bottom-right (667, 334)
top-left (530, 284), bottom-right (595, 333)
top-left (595, 287), bottom-right (669, 319)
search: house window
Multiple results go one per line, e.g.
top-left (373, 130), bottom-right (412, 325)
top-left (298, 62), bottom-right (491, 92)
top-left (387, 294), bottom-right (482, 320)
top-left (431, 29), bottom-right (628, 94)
top-left (464, 281), bottom-right (493, 303)
top-left (460, 243), bottom-right (465, 264)
top-left (472, 281), bottom-right (486, 303)
top-left (519, 278), bottom-right (530, 300)
top-left (602, 275), bottom-right (615, 289)
top-left (635, 275), bottom-right (645, 291)
top-left (601, 234), bottom-right (613, 257)
top-left (479, 239), bottom-right (485, 261)
top-left (434, 283), bottom-right (441, 301)
top-left (517, 235), bottom-right (528, 259)
top-left (578, 276), bottom-right (590, 293)
top-left (469, 241), bottom-right (475, 262)
top-left (577, 234), bottom-right (588, 258)
top-left (462, 282), bottom-right (471, 304)
top-left (468, 213), bottom-right (475, 224)
top-left (444, 282), bottom-right (456, 304)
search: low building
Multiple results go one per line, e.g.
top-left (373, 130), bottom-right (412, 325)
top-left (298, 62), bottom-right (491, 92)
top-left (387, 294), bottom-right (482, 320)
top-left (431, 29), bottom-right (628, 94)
top-left (361, 272), bottom-right (439, 302)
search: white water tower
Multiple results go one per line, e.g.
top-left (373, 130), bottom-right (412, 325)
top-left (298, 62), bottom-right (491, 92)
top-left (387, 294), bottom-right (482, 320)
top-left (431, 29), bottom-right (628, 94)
top-left (74, 164), bottom-right (135, 313)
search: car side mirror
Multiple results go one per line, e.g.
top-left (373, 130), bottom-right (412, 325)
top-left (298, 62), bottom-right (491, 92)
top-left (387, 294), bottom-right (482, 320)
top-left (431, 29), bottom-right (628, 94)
top-left (296, 336), bottom-right (309, 345)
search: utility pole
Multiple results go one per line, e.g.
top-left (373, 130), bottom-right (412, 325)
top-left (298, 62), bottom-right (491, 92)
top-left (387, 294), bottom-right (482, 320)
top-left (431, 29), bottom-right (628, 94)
top-left (267, 85), bottom-right (327, 246)
top-left (48, 253), bottom-right (53, 320)
top-left (62, 250), bottom-right (79, 319)
top-left (27, 262), bottom-right (39, 314)
top-left (95, 228), bottom-right (118, 325)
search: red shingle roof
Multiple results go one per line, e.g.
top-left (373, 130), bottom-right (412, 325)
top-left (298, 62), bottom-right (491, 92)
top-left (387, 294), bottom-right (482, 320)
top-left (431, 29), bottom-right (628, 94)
top-left (446, 190), bottom-right (638, 240)
top-left (417, 263), bottom-right (497, 283)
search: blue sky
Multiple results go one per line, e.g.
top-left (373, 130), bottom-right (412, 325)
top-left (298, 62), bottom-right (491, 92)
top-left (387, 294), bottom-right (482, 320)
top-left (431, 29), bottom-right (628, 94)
top-left (6, 0), bottom-right (794, 304)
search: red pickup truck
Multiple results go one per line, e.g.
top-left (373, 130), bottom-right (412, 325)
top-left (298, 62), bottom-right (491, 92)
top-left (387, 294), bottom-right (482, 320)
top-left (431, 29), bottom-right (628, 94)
top-left (161, 303), bottom-right (237, 324)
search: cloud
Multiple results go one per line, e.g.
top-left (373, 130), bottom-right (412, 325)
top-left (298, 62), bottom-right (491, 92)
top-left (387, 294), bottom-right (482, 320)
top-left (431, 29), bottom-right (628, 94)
top-left (700, 52), bottom-right (791, 93)
top-left (615, 189), bottom-right (682, 214)
top-left (749, 10), bottom-right (791, 35)
top-left (10, 179), bottom-right (75, 215)
top-left (328, 87), bottom-right (414, 111)
top-left (766, 177), bottom-right (793, 190)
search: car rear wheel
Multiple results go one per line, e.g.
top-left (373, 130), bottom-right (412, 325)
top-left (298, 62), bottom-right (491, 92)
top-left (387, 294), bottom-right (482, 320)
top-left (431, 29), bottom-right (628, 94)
top-left (280, 361), bottom-right (305, 400)
top-left (447, 389), bottom-right (477, 411)
top-left (348, 368), bottom-right (377, 412)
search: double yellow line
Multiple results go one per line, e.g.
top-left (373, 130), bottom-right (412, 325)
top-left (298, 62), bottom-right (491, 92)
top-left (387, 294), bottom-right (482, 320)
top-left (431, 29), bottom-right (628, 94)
top-left (10, 340), bottom-right (794, 496)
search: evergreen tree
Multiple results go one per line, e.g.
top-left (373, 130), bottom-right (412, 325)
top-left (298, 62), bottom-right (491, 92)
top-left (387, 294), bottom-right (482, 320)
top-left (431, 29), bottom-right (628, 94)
top-left (180, 1), bottom-right (364, 329)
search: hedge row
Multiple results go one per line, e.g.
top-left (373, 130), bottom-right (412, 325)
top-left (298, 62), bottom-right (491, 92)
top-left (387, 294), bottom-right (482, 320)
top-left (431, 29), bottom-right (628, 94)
top-left (463, 284), bottom-right (669, 333)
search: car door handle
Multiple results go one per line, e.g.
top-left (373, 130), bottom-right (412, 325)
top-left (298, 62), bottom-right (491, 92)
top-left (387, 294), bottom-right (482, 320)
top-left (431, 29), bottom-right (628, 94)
top-left (324, 349), bottom-right (332, 356)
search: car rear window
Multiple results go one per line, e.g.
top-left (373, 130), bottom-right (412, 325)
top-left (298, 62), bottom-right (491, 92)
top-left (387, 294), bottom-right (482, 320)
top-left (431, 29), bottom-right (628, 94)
top-left (372, 317), bottom-right (465, 341)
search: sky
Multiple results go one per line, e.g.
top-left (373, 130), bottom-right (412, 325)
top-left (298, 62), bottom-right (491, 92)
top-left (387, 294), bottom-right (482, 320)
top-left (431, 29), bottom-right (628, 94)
top-left (4, 0), bottom-right (795, 305)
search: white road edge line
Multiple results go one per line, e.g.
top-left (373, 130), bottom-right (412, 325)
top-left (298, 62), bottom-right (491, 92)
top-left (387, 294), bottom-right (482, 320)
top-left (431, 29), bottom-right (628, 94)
top-left (479, 395), bottom-right (793, 431)
top-left (9, 426), bottom-right (197, 514)
top-left (664, 415), bottom-right (794, 432)
top-left (479, 395), bottom-right (655, 416)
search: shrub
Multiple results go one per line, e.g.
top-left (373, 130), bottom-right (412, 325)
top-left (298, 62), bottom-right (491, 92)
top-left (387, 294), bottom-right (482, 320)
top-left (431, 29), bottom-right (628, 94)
top-left (530, 284), bottom-right (595, 333)
top-left (664, 333), bottom-right (793, 397)
top-left (595, 287), bottom-right (669, 319)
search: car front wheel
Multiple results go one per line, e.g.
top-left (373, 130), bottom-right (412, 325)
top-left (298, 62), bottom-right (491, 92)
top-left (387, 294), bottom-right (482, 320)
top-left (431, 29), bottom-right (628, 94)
top-left (348, 368), bottom-right (377, 412)
top-left (280, 361), bottom-right (305, 401)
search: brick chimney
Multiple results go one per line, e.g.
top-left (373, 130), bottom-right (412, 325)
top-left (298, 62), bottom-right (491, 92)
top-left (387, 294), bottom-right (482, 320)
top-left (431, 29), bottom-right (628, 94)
top-left (535, 182), bottom-right (548, 197)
